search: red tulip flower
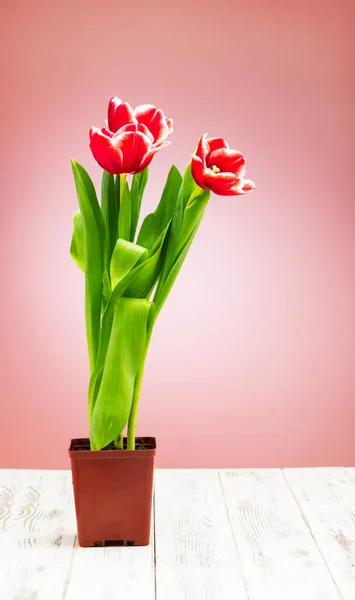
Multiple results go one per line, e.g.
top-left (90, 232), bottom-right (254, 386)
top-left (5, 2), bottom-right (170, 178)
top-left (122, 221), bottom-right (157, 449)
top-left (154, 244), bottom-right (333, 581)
top-left (191, 134), bottom-right (255, 196)
top-left (89, 98), bottom-right (173, 175)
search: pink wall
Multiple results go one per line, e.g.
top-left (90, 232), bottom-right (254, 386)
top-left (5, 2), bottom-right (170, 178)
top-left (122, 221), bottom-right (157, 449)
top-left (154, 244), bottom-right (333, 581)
top-left (1, 0), bottom-right (354, 469)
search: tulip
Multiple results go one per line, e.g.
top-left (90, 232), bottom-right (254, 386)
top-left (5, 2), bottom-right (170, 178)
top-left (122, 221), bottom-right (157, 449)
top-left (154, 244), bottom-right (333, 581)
top-left (191, 134), bottom-right (255, 196)
top-left (89, 98), bottom-right (173, 175)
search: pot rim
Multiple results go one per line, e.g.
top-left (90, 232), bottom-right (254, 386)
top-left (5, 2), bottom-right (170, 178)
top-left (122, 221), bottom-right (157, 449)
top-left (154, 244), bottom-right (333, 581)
top-left (68, 437), bottom-right (156, 459)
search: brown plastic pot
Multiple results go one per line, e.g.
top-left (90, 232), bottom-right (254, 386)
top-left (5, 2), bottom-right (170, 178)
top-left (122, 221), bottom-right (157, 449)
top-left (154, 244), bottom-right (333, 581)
top-left (68, 437), bottom-right (156, 547)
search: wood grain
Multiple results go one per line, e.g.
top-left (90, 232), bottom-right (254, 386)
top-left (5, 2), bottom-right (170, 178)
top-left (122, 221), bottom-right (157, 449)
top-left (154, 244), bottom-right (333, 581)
top-left (154, 469), bottom-right (248, 600)
top-left (64, 506), bottom-right (155, 600)
top-left (285, 467), bottom-right (355, 599)
top-left (220, 469), bottom-right (340, 600)
top-left (0, 469), bottom-right (76, 600)
top-left (1, 467), bottom-right (355, 599)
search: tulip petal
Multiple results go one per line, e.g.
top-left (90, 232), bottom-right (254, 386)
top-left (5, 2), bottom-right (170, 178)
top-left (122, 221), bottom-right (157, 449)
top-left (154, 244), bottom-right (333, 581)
top-left (134, 104), bottom-right (157, 122)
top-left (89, 126), bottom-right (103, 142)
top-left (90, 126), bottom-right (113, 141)
top-left (108, 98), bottom-right (137, 132)
top-left (129, 131), bottom-right (152, 173)
top-left (136, 147), bottom-right (161, 172)
top-left (134, 104), bottom-right (173, 143)
top-left (89, 130), bottom-right (124, 174)
top-left (202, 171), bottom-right (238, 194)
top-left (138, 141), bottom-right (170, 172)
top-left (208, 148), bottom-right (246, 178)
top-left (114, 123), bottom-right (138, 134)
top-left (220, 178), bottom-right (256, 195)
top-left (110, 131), bottom-right (150, 173)
top-left (112, 132), bottom-right (135, 173)
top-left (196, 134), bottom-right (210, 162)
top-left (241, 179), bottom-right (256, 193)
top-left (101, 127), bottom-right (114, 138)
top-left (206, 137), bottom-right (230, 153)
top-left (135, 106), bottom-right (169, 144)
top-left (191, 154), bottom-right (208, 189)
top-left (138, 123), bottom-right (154, 142)
top-left (134, 105), bottom-right (157, 134)
top-left (150, 110), bottom-right (170, 144)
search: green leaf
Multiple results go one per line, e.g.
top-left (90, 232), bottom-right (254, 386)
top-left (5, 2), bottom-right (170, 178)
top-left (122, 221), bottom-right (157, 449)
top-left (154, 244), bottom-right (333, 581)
top-left (182, 161), bottom-right (195, 208)
top-left (137, 166), bottom-right (149, 197)
top-left (130, 168), bottom-right (149, 242)
top-left (90, 298), bottom-right (155, 450)
top-left (137, 165), bottom-right (182, 251)
top-left (154, 189), bottom-right (211, 316)
top-left (118, 180), bottom-right (131, 241)
top-left (71, 159), bottom-right (105, 374)
top-left (70, 210), bottom-right (85, 272)
top-left (101, 171), bottom-right (118, 268)
top-left (130, 176), bottom-right (141, 243)
top-left (88, 224), bottom-right (170, 421)
top-left (110, 239), bottom-right (148, 289)
top-left (154, 212), bottom-right (205, 317)
top-left (151, 164), bottom-right (204, 299)
top-left (102, 269), bottom-right (112, 313)
top-left (154, 185), bottom-right (184, 297)
top-left (150, 166), bottom-right (206, 306)
top-left (179, 189), bottom-right (210, 251)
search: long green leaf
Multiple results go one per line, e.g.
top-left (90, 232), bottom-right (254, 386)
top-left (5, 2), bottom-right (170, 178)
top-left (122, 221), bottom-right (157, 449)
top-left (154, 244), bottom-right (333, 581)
top-left (110, 239), bottom-right (147, 289)
top-left (102, 270), bottom-right (112, 313)
top-left (182, 161), bottom-right (195, 208)
top-left (154, 216), bottom-right (204, 318)
top-left (152, 165), bottom-right (203, 297)
top-left (179, 189), bottom-right (210, 251)
top-left (88, 223), bottom-right (170, 420)
top-left (101, 171), bottom-right (118, 268)
top-left (70, 210), bottom-right (85, 272)
top-left (137, 165), bottom-right (182, 251)
top-left (130, 168), bottom-right (149, 242)
top-left (137, 167), bottom-right (149, 197)
top-left (154, 186), bottom-right (183, 298)
top-left (130, 176), bottom-right (141, 242)
top-left (90, 298), bottom-right (155, 450)
top-left (71, 159), bottom-right (105, 373)
top-left (154, 189), bottom-right (211, 316)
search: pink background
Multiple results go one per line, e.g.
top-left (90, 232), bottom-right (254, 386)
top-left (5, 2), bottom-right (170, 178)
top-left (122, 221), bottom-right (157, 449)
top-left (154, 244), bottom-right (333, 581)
top-left (1, 0), bottom-right (354, 469)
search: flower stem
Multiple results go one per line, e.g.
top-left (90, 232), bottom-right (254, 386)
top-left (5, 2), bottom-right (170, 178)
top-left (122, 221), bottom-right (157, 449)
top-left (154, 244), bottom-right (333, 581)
top-left (127, 324), bottom-right (153, 450)
top-left (114, 434), bottom-right (123, 450)
top-left (119, 174), bottom-right (126, 202)
top-left (127, 368), bottom-right (144, 450)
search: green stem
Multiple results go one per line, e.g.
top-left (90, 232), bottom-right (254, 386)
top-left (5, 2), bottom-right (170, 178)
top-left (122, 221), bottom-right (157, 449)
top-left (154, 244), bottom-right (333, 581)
top-left (185, 184), bottom-right (201, 208)
top-left (119, 174), bottom-right (126, 202)
top-left (114, 434), bottom-right (123, 449)
top-left (127, 370), bottom-right (144, 450)
top-left (127, 328), bottom-right (153, 450)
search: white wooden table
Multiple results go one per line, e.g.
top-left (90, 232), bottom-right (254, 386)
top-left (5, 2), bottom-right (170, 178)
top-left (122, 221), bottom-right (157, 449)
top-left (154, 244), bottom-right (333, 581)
top-left (1, 469), bottom-right (355, 599)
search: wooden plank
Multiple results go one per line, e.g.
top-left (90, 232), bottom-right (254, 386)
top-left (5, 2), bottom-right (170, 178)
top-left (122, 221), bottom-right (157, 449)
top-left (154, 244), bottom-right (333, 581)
top-left (0, 469), bottom-right (76, 600)
top-left (154, 469), bottom-right (248, 600)
top-left (65, 506), bottom-right (155, 600)
top-left (285, 467), bottom-right (355, 599)
top-left (220, 469), bottom-right (340, 600)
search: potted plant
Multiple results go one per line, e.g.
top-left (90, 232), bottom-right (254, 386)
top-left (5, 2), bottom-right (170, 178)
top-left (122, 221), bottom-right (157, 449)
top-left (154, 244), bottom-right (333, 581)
top-left (68, 97), bottom-right (255, 547)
